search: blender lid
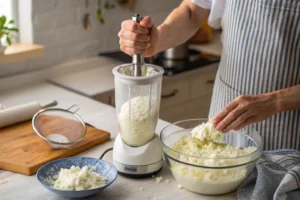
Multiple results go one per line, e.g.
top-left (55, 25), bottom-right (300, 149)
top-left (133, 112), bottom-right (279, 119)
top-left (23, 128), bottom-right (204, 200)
top-left (112, 63), bottom-right (164, 85)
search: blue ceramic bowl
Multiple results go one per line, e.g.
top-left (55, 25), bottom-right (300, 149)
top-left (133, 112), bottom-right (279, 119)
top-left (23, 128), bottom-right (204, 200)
top-left (36, 157), bottom-right (118, 198)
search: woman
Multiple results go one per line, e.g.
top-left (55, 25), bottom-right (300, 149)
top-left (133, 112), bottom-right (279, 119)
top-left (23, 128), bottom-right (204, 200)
top-left (118, 0), bottom-right (300, 150)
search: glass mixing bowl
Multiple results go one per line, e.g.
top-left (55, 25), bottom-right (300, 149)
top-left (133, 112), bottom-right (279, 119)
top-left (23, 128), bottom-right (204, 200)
top-left (160, 119), bottom-right (263, 195)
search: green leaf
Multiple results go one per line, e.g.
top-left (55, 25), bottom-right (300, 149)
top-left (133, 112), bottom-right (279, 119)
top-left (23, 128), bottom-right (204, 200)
top-left (0, 16), bottom-right (5, 29)
top-left (0, 15), bottom-right (18, 43)
top-left (104, 1), bottom-right (115, 9)
top-left (96, 8), bottom-right (102, 21)
top-left (0, 15), bottom-right (6, 25)
top-left (100, 18), bottom-right (104, 24)
top-left (104, 2), bottom-right (109, 9)
top-left (3, 27), bottom-right (19, 32)
top-left (115, 0), bottom-right (127, 4)
top-left (6, 36), bottom-right (12, 45)
top-left (1, 30), bottom-right (9, 35)
top-left (96, 8), bottom-right (105, 24)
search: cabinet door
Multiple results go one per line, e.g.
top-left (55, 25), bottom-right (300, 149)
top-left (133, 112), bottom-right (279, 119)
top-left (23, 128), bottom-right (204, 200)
top-left (190, 65), bottom-right (217, 99)
top-left (160, 94), bottom-right (212, 123)
top-left (160, 79), bottom-right (190, 109)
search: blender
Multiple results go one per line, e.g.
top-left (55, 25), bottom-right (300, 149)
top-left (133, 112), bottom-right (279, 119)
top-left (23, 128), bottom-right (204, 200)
top-left (112, 14), bottom-right (164, 177)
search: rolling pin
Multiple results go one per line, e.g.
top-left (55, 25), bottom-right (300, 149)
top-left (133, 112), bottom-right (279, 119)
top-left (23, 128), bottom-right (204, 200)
top-left (0, 100), bottom-right (57, 128)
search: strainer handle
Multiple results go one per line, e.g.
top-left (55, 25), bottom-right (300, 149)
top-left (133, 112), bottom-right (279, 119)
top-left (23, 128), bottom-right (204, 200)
top-left (67, 104), bottom-right (80, 114)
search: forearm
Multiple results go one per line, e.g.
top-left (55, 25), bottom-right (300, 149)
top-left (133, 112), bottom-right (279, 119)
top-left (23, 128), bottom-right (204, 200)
top-left (155, 0), bottom-right (210, 53)
top-left (274, 84), bottom-right (300, 112)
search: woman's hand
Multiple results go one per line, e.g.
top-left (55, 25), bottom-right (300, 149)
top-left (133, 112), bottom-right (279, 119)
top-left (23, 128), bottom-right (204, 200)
top-left (118, 16), bottom-right (159, 57)
top-left (212, 93), bottom-right (279, 132)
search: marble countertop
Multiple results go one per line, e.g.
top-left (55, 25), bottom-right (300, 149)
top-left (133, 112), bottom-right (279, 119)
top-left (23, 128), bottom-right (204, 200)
top-left (0, 82), bottom-right (235, 200)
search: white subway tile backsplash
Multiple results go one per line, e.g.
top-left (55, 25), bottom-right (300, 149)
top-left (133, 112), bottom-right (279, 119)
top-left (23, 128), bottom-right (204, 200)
top-left (106, 21), bottom-right (123, 52)
top-left (136, 0), bottom-right (182, 14)
top-left (33, 11), bottom-right (57, 31)
top-left (56, 0), bottom-right (83, 8)
top-left (26, 47), bottom-right (63, 71)
top-left (32, 0), bottom-right (56, 12)
top-left (55, 8), bottom-right (77, 28)
top-left (55, 25), bottom-right (81, 45)
top-left (33, 29), bottom-right (57, 47)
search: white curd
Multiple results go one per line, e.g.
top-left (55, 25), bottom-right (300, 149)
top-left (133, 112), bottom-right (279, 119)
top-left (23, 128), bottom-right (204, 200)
top-left (169, 122), bottom-right (257, 194)
top-left (118, 65), bottom-right (158, 76)
top-left (118, 96), bottom-right (158, 147)
top-left (47, 134), bottom-right (70, 143)
top-left (191, 121), bottom-right (222, 142)
top-left (52, 166), bottom-right (107, 191)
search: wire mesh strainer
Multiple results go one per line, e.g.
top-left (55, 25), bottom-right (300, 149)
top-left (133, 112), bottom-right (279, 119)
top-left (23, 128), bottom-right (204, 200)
top-left (32, 105), bottom-right (86, 149)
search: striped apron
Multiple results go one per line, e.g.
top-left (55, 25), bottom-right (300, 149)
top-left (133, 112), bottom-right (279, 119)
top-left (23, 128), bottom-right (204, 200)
top-left (208, 0), bottom-right (300, 150)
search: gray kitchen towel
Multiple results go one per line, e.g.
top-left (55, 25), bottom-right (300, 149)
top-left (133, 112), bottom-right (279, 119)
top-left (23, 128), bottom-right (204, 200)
top-left (237, 150), bottom-right (300, 200)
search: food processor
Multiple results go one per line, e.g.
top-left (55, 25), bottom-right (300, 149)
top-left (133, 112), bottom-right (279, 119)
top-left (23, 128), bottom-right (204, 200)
top-left (112, 14), bottom-right (164, 177)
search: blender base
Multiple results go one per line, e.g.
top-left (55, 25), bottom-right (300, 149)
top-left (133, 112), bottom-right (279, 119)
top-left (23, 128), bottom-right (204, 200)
top-left (113, 159), bottom-right (163, 178)
top-left (113, 134), bottom-right (163, 177)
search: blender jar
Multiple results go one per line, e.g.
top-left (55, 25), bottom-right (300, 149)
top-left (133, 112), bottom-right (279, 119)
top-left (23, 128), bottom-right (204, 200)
top-left (113, 64), bottom-right (164, 147)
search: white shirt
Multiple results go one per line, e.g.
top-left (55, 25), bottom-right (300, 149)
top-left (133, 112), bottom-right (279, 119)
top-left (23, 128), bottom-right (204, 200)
top-left (192, 0), bottom-right (226, 28)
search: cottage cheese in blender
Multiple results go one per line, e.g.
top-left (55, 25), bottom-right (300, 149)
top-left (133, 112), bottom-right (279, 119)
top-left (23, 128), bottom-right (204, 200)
top-left (170, 122), bottom-right (257, 194)
top-left (118, 65), bottom-right (158, 76)
top-left (118, 96), bottom-right (158, 147)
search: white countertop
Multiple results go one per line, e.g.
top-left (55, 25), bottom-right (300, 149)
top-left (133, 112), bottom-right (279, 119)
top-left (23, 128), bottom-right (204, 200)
top-left (49, 62), bottom-right (116, 97)
top-left (0, 82), bottom-right (235, 200)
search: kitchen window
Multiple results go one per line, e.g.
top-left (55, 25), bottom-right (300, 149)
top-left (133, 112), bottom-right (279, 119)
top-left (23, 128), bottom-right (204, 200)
top-left (0, 0), bottom-right (16, 22)
top-left (0, 0), bottom-right (18, 41)
top-left (0, 0), bottom-right (44, 65)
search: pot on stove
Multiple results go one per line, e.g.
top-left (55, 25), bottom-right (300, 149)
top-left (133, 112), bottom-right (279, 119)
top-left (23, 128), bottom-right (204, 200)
top-left (159, 41), bottom-right (189, 69)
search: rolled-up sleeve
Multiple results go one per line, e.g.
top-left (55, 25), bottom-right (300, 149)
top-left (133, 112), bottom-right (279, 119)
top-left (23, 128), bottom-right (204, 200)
top-left (191, 0), bottom-right (212, 9)
top-left (191, 0), bottom-right (226, 29)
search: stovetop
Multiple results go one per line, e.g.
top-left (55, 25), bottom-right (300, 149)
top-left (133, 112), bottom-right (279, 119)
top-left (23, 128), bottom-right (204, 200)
top-left (99, 49), bottom-right (220, 76)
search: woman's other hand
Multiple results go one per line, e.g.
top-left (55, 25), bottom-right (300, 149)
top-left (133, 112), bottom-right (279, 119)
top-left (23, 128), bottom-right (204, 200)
top-left (212, 93), bottom-right (279, 132)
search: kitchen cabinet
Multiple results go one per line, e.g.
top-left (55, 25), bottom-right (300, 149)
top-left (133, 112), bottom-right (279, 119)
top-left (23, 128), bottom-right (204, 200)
top-left (160, 79), bottom-right (190, 109)
top-left (160, 94), bottom-right (212, 123)
top-left (159, 64), bottom-right (217, 122)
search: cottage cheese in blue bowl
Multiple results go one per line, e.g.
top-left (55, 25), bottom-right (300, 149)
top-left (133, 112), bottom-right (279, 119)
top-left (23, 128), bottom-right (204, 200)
top-left (36, 157), bottom-right (118, 198)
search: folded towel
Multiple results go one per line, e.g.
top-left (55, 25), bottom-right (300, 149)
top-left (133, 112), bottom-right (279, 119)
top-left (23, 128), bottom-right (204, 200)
top-left (237, 150), bottom-right (300, 200)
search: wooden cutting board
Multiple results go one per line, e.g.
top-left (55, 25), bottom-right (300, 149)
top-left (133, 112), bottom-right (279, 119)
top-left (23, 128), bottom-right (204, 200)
top-left (0, 116), bottom-right (110, 176)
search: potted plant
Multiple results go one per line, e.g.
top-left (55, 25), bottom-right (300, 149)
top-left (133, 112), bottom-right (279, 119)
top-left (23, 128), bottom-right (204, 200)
top-left (0, 15), bottom-right (19, 54)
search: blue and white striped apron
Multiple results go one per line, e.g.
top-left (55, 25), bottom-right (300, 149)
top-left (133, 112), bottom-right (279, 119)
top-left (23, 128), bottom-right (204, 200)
top-left (208, 0), bottom-right (300, 150)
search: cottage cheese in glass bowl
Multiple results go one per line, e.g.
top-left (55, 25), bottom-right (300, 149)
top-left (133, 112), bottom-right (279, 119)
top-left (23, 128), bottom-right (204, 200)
top-left (160, 119), bottom-right (262, 195)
